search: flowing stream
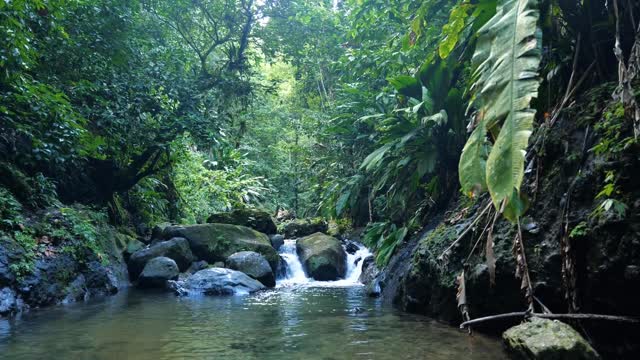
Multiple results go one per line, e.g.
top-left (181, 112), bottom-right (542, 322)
top-left (0, 240), bottom-right (506, 359)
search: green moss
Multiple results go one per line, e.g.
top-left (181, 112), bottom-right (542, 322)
top-left (8, 231), bottom-right (37, 279)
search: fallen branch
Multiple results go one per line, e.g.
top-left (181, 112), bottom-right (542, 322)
top-left (460, 312), bottom-right (640, 328)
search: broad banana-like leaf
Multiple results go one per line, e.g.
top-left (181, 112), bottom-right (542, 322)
top-left (458, 114), bottom-right (490, 196)
top-left (459, 0), bottom-right (541, 208)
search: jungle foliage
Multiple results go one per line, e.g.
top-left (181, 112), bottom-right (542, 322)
top-left (1, 0), bottom-right (639, 268)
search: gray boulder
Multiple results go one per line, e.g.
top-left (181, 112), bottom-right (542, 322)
top-left (503, 317), bottom-right (599, 360)
top-left (226, 251), bottom-right (275, 287)
top-left (128, 237), bottom-right (195, 278)
top-left (170, 268), bottom-right (265, 296)
top-left (162, 224), bottom-right (279, 270)
top-left (296, 233), bottom-right (346, 280)
top-left (269, 234), bottom-right (285, 250)
top-left (138, 257), bottom-right (179, 288)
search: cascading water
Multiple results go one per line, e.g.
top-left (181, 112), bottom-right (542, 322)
top-left (278, 239), bottom-right (310, 286)
top-left (276, 239), bottom-right (372, 287)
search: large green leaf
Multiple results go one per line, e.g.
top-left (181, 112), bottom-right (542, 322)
top-left (459, 0), bottom-right (541, 209)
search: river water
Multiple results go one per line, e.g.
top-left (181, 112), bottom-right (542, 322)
top-left (0, 241), bottom-right (506, 359)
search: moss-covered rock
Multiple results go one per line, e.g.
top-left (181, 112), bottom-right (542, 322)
top-left (163, 224), bottom-right (279, 270)
top-left (296, 233), bottom-right (346, 280)
top-left (503, 317), bottom-right (599, 360)
top-left (207, 209), bottom-right (277, 234)
top-left (282, 218), bottom-right (328, 238)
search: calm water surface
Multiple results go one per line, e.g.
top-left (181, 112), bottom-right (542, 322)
top-left (0, 286), bottom-right (506, 359)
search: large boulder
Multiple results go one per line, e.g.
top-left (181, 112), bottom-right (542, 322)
top-left (503, 317), bottom-right (599, 360)
top-left (163, 224), bottom-right (279, 270)
top-left (226, 251), bottom-right (275, 287)
top-left (128, 237), bottom-right (195, 279)
top-left (282, 218), bottom-right (328, 238)
top-left (296, 233), bottom-right (346, 280)
top-left (207, 209), bottom-right (277, 234)
top-left (137, 257), bottom-right (179, 288)
top-left (169, 268), bottom-right (265, 296)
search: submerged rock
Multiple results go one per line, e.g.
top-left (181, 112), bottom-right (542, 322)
top-left (503, 317), bottom-right (599, 360)
top-left (138, 257), bottom-right (179, 288)
top-left (296, 233), bottom-right (346, 281)
top-left (226, 251), bottom-right (275, 287)
top-left (170, 268), bottom-right (265, 296)
top-left (207, 209), bottom-right (277, 234)
top-left (128, 237), bottom-right (195, 278)
top-left (163, 224), bottom-right (279, 270)
top-left (282, 218), bottom-right (328, 238)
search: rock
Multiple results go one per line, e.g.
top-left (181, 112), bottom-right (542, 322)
top-left (138, 257), bottom-right (179, 288)
top-left (269, 234), bottom-right (284, 250)
top-left (63, 275), bottom-right (88, 304)
top-left (170, 268), bottom-right (265, 296)
top-left (0, 236), bottom-right (25, 286)
top-left (226, 251), bottom-right (275, 287)
top-left (345, 242), bottom-right (359, 255)
top-left (354, 256), bottom-right (362, 266)
top-left (282, 218), bottom-right (328, 238)
top-left (128, 237), bottom-right (195, 278)
top-left (296, 233), bottom-right (346, 280)
top-left (163, 224), bottom-right (279, 270)
top-left (276, 255), bottom-right (288, 279)
top-left (122, 239), bottom-right (145, 262)
top-left (207, 209), bottom-right (277, 234)
top-left (187, 260), bottom-right (209, 274)
top-left (503, 317), bottom-right (599, 360)
top-left (212, 261), bottom-right (225, 268)
top-left (359, 255), bottom-right (381, 296)
top-left (0, 287), bottom-right (20, 316)
top-left (151, 222), bottom-right (172, 241)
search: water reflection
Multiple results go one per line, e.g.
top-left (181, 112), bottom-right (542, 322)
top-left (0, 287), bottom-right (506, 359)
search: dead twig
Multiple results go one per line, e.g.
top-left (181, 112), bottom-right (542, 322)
top-left (437, 201), bottom-right (492, 260)
top-left (460, 312), bottom-right (640, 329)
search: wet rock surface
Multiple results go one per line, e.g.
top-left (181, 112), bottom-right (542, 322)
top-left (296, 233), bottom-right (346, 281)
top-left (169, 267), bottom-right (265, 296)
top-left (226, 251), bottom-right (275, 287)
top-left (138, 257), bottom-right (179, 288)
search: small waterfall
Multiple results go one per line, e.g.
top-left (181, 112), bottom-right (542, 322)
top-left (276, 239), bottom-right (372, 287)
top-left (277, 239), bottom-right (311, 286)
